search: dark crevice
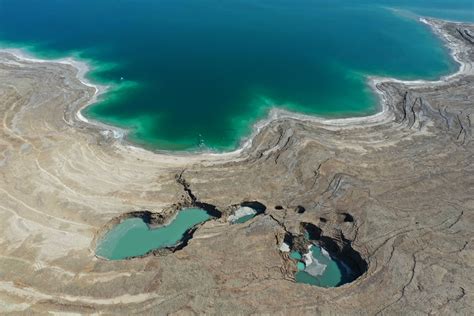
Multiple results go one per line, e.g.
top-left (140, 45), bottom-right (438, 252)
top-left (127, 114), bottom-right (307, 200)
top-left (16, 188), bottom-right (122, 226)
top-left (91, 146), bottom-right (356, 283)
top-left (399, 91), bottom-right (408, 123)
top-left (195, 201), bottom-right (222, 218)
top-left (228, 201), bottom-right (267, 224)
top-left (176, 169), bottom-right (197, 202)
top-left (457, 28), bottom-right (474, 44)
top-left (341, 212), bottom-right (354, 223)
top-left (300, 222), bottom-right (321, 240)
top-left (298, 222), bottom-right (368, 282)
top-left (274, 134), bottom-right (293, 164)
top-left (295, 205), bottom-right (306, 214)
top-left (175, 171), bottom-right (222, 218)
top-left (241, 201), bottom-right (267, 214)
top-left (438, 106), bottom-right (450, 130)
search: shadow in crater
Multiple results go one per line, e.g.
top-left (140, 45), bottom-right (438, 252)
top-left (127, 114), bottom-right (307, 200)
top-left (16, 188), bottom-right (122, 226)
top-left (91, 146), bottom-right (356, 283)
top-left (292, 221), bottom-right (368, 286)
top-left (240, 201), bottom-right (267, 214)
top-left (195, 201), bottom-right (222, 218)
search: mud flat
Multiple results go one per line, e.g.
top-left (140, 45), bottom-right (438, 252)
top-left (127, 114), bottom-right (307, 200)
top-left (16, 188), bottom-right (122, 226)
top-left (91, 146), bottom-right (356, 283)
top-left (0, 18), bottom-right (473, 314)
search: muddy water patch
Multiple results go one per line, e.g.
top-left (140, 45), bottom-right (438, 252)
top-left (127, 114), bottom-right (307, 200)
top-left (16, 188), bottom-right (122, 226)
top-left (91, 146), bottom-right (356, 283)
top-left (96, 207), bottom-right (213, 260)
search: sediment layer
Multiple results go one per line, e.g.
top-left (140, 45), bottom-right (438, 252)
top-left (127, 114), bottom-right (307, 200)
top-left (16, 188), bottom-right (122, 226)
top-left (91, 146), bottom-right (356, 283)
top-left (0, 19), bottom-right (473, 314)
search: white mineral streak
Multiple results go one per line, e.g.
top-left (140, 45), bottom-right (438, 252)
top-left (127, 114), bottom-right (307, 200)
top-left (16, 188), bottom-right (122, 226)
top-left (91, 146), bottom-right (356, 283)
top-left (279, 242), bottom-right (290, 252)
top-left (303, 245), bottom-right (327, 277)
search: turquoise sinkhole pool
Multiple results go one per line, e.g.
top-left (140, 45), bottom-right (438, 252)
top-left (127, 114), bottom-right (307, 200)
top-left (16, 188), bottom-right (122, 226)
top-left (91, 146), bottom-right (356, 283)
top-left (290, 251), bottom-right (303, 261)
top-left (228, 206), bottom-right (259, 224)
top-left (96, 208), bottom-right (212, 260)
top-left (295, 245), bottom-right (356, 288)
top-left (233, 214), bottom-right (256, 224)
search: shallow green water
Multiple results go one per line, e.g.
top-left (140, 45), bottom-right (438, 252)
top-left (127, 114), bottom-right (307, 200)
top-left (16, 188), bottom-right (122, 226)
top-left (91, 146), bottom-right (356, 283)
top-left (228, 206), bottom-right (260, 224)
top-left (0, 0), bottom-right (471, 151)
top-left (233, 214), bottom-right (257, 224)
top-left (297, 262), bottom-right (306, 271)
top-left (96, 208), bottom-right (211, 260)
top-left (295, 245), bottom-right (354, 288)
top-left (290, 251), bottom-right (303, 261)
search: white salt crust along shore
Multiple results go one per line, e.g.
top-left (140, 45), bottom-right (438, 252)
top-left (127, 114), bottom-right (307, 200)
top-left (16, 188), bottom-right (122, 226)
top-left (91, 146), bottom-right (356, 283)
top-left (0, 18), bottom-right (470, 161)
top-left (0, 48), bottom-right (106, 123)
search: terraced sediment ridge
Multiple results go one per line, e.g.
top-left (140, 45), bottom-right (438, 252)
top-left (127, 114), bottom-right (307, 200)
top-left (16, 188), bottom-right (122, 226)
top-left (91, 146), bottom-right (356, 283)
top-left (0, 19), bottom-right (473, 314)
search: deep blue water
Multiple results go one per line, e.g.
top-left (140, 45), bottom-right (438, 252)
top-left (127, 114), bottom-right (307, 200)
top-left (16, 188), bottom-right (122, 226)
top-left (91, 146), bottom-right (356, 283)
top-left (0, 0), bottom-right (471, 150)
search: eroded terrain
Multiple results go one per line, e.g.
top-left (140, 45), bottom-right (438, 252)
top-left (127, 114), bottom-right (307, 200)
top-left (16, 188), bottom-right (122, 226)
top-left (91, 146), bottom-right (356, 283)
top-left (0, 19), bottom-right (473, 314)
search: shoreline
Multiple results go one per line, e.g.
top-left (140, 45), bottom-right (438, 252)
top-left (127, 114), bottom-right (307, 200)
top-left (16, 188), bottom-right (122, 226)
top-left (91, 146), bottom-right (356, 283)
top-left (0, 17), bottom-right (470, 160)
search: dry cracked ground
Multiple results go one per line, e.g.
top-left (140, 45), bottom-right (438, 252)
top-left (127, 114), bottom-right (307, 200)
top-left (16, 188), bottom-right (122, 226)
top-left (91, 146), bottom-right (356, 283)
top-left (0, 19), bottom-right (473, 314)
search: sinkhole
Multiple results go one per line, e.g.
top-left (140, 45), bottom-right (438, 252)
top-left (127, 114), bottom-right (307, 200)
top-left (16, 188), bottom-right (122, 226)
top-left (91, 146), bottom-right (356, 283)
top-left (280, 222), bottom-right (367, 288)
top-left (228, 201), bottom-right (266, 224)
top-left (96, 207), bottom-right (217, 260)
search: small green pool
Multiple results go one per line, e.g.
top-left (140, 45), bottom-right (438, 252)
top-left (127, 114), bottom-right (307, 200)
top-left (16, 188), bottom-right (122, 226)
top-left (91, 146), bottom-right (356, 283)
top-left (96, 208), bottom-right (212, 260)
top-left (295, 245), bottom-right (355, 288)
top-left (290, 251), bottom-right (302, 261)
top-left (228, 206), bottom-right (258, 224)
top-left (233, 213), bottom-right (256, 224)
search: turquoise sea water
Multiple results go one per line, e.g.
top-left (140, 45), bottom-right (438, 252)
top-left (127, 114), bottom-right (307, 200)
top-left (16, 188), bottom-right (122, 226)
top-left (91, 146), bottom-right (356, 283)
top-left (0, 0), bottom-right (472, 151)
top-left (96, 208), bottom-right (211, 260)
